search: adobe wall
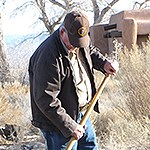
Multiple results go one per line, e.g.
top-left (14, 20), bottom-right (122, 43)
top-left (109, 9), bottom-right (150, 50)
top-left (90, 24), bottom-right (109, 55)
top-left (90, 9), bottom-right (150, 54)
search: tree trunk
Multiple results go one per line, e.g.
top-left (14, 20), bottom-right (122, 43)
top-left (0, 13), bottom-right (10, 85)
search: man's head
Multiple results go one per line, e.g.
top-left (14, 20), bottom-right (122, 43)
top-left (61, 11), bottom-right (90, 49)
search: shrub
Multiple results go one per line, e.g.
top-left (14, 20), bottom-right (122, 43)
top-left (94, 40), bottom-right (150, 149)
top-left (0, 81), bottom-right (31, 144)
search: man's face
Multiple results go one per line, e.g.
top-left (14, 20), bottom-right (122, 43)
top-left (61, 27), bottom-right (76, 51)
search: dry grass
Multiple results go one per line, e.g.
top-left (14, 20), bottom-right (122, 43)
top-left (0, 81), bottom-right (31, 144)
top-left (0, 81), bottom-right (30, 125)
top-left (93, 40), bottom-right (150, 149)
top-left (0, 40), bottom-right (150, 149)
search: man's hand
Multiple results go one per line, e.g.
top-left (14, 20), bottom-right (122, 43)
top-left (72, 124), bottom-right (85, 140)
top-left (104, 60), bottom-right (119, 75)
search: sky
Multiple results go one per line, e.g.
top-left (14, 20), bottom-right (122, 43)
top-left (0, 0), bottom-right (143, 36)
top-left (1, 0), bottom-right (43, 36)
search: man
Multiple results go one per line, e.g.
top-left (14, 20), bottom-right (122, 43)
top-left (28, 11), bottom-right (119, 150)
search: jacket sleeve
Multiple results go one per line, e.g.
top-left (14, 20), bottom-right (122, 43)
top-left (32, 52), bottom-right (77, 137)
top-left (89, 45), bottom-right (107, 74)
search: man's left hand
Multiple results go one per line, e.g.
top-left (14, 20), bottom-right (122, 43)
top-left (104, 60), bottom-right (119, 75)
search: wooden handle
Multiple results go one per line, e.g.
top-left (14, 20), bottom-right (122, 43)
top-left (66, 74), bottom-right (111, 150)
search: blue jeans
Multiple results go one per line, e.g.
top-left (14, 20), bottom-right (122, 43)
top-left (41, 112), bottom-right (99, 150)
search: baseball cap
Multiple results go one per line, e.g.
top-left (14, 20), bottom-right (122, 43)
top-left (63, 11), bottom-right (90, 48)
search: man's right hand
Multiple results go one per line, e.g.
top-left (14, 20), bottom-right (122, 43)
top-left (72, 124), bottom-right (85, 140)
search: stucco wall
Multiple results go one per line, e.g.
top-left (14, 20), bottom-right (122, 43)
top-left (90, 9), bottom-right (150, 54)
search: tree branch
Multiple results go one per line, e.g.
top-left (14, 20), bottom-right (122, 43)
top-left (133, 0), bottom-right (150, 9)
top-left (94, 0), bottom-right (120, 24)
top-left (91, 0), bottom-right (100, 22)
top-left (48, 0), bottom-right (67, 10)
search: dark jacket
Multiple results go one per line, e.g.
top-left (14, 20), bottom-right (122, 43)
top-left (28, 29), bottom-right (107, 138)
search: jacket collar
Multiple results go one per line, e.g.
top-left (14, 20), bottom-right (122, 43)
top-left (54, 28), bottom-right (92, 70)
top-left (54, 28), bottom-right (68, 57)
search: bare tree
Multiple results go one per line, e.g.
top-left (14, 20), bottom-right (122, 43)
top-left (0, 13), bottom-right (10, 85)
top-left (91, 0), bottom-right (100, 23)
top-left (133, 0), bottom-right (150, 9)
top-left (91, 0), bottom-right (121, 24)
top-left (35, 0), bottom-right (72, 33)
top-left (11, 0), bottom-right (122, 34)
top-left (0, 0), bottom-right (6, 6)
top-left (11, 0), bottom-right (78, 34)
top-left (0, 0), bottom-right (123, 85)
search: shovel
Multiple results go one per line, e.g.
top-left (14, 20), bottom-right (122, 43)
top-left (66, 74), bottom-right (111, 150)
